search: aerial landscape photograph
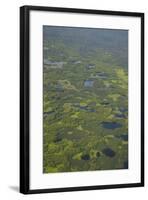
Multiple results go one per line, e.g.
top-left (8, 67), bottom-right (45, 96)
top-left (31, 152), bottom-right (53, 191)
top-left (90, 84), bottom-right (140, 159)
top-left (43, 26), bottom-right (128, 173)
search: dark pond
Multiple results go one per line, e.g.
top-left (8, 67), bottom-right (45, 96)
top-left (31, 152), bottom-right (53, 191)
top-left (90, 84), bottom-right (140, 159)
top-left (121, 95), bottom-right (127, 100)
top-left (95, 72), bottom-right (108, 79)
top-left (54, 132), bottom-right (62, 143)
top-left (116, 134), bottom-right (128, 141)
top-left (90, 72), bottom-right (108, 79)
top-left (74, 60), bottom-right (81, 64)
top-left (70, 60), bottom-right (81, 64)
top-left (74, 104), bottom-right (88, 111)
top-left (115, 113), bottom-right (126, 118)
top-left (101, 99), bottom-right (110, 106)
top-left (102, 101), bottom-right (110, 106)
top-left (86, 64), bottom-right (95, 69)
top-left (43, 59), bottom-right (66, 68)
top-left (123, 160), bottom-right (128, 169)
top-left (78, 106), bottom-right (96, 112)
top-left (101, 122), bottom-right (122, 129)
top-left (102, 148), bottom-right (116, 157)
top-left (84, 80), bottom-right (94, 87)
top-left (81, 154), bottom-right (90, 161)
top-left (79, 106), bottom-right (88, 111)
top-left (119, 107), bottom-right (128, 112)
top-left (55, 84), bottom-right (64, 92)
top-left (43, 111), bottom-right (54, 118)
top-left (44, 111), bottom-right (54, 115)
top-left (96, 151), bottom-right (101, 157)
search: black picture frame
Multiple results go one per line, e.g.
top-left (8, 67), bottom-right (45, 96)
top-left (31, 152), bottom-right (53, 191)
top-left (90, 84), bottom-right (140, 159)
top-left (20, 5), bottom-right (144, 194)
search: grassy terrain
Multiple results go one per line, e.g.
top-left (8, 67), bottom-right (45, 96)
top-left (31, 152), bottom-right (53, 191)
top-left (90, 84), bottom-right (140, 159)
top-left (43, 26), bottom-right (128, 173)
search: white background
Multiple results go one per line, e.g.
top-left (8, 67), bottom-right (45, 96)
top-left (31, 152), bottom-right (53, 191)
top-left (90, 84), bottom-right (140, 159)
top-left (0, 0), bottom-right (147, 199)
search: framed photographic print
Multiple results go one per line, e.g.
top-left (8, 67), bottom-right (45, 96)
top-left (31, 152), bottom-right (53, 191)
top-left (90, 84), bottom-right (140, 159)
top-left (20, 5), bottom-right (144, 194)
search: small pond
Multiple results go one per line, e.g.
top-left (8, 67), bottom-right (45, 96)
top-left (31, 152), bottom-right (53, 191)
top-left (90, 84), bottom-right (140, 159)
top-left (55, 84), bottom-right (64, 92)
top-left (43, 111), bottom-right (54, 115)
top-left (101, 101), bottom-right (110, 106)
top-left (79, 106), bottom-right (88, 111)
top-left (116, 134), bottom-right (128, 141)
top-left (74, 60), bottom-right (81, 64)
top-left (43, 111), bottom-right (54, 118)
top-left (91, 72), bottom-right (108, 79)
top-left (101, 122), bottom-right (122, 129)
top-left (44, 59), bottom-right (66, 68)
top-left (115, 113), bottom-right (126, 118)
top-left (96, 72), bottom-right (108, 79)
top-left (81, 154), bottom-right (90, 161)
top-left (77, 105), bottom-right (96, 112)
top-left (119, 107), bottom-right (128, 112)
top-left (96, 151), bottom-right (101, 158)
top-left (86, 64), bottom-right (95, 69)
top-left (70, 60), bottom-right (81, 64)
top-left (102, 148), bottom-right (116, 157)
top-left (54, 132), bottom-right (62, 143)
top-left (84, 80), bottom-right (94, 87)
top-left (87, 109), bottom-right (96, 112)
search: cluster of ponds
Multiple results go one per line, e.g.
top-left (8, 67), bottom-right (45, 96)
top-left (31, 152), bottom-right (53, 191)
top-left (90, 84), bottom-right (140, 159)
top-left (43, 58), bottom-right (128, 170)
top-left (84, 72), bottom-right (108, 88)
top-left (50, 119), bottom-right (127, 165)
top-left (80, 148), bottom-right (116, 160)
top-left (80, 147), bottom-right (127, 169)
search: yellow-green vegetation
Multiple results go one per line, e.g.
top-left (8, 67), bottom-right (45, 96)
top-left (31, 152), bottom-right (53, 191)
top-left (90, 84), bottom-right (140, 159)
top-left (58, 80), bottom-right (78, 91)
top-left (43, 26), bottom-right (128, 173)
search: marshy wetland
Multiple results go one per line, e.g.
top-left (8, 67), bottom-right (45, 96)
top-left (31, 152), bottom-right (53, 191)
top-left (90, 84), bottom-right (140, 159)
top-left (43, 26), bottom-right (128, 173)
